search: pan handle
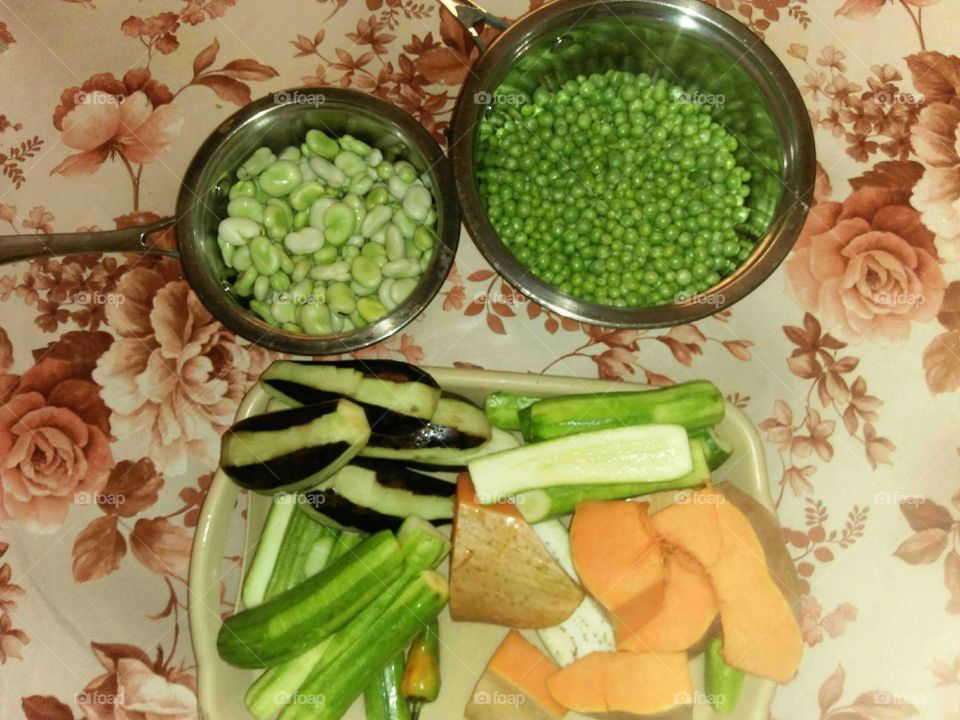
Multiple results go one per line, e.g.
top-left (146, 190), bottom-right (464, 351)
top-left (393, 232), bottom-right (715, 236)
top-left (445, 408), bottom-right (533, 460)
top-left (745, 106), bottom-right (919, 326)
top-left (438, 0), bottom-right (508, 53)
top-left (0, 216), bottom-right (178, 266)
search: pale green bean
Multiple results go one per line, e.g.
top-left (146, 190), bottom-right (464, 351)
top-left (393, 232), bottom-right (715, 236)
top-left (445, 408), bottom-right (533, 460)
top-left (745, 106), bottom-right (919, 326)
top-left (292, 258), bottom-right (313, 283)
top-left (253, 275), bottom-right (271, 302)
top-left (360, 205), bottom-right (392, 238)
top-left (357, 297), bottom-right (388, 323)
top-left (391, 208), bottom-right (416, 239)
top-left (402, 186), bottom-right (432, 222)
top-left (234, 266), bottom-right (258, 296)
top-left (270, 271), bottom-right (291, 292)
top-left (388, 175), bottom-right (410, 200)
top-left (229, 180), bottom-right (257, 200)
top-left (335, 151), bottom-right (366, 176)
top-left (327, 282), bottom-right (356, 315)
top-left (293, 208), bottom-right (310, 230)
top-left (390, 278), bottom-right (418, 305)
top-left (378, 278), bottom-right (396, 309)
top-left (249, 299), bottom-right (276, 325)
top-left (232, 246), bottom-right (252, 272)
top-left (219, 217), bottom-right (260, 245)
top-left (271, 299), bottom-right (297, 324)
top-left (313, 245), bottom-right (338, 264)
top-left (340, 134), bottom-right (372, 156)
top-left (218, 237), bottom-right (235, 268)
top-left (282, 322), bottom-right (304, 333)
top-left (278, 146), bottom-right (301, 162)
top-left (250, 236), bottom-right (280, 275)
top-left (263, 204), bottom-right (290, 240)
top-left (259, 160), bottom-right (302, 197)
top-left (385, 225), bottom-right (405, 261)
top-left (309, 197), bottom-right (336, 230)
top-left (298, 301), bottom-right (332, 334)
top-left (310, 261), bottom-right (351, 283)
top-left (284, 227), bottom-right (325, 255)
top-left (382, 258), bottom-right (420, 278)
top-left (305, 129), bottom-right (339, 159)
top-left (394, 161), bottom-right (418, 184)
top-left (240, 147), bottom-right (275, 178)
top-left (309, 157), bottom-right (347, 188)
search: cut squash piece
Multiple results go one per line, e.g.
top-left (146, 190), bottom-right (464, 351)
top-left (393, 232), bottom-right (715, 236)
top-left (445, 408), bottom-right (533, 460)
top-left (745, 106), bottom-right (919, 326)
top-left (618, 548), bottom-right (718, 653)
top-left (650, 488), bottom-right (803, 684)
top-left (466, 631), bottom-right (567, 720)
top-left (546, 651), bottom-right (692, 716)
top-left (570, 501), bottom-right (665, 639)
top-left (450, 475), bottom-right (583, 628)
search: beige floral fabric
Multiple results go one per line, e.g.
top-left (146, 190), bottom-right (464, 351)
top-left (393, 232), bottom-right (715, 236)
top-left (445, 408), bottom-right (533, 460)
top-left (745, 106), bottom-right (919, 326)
top-left (0, 1), bottom-right (958, 718)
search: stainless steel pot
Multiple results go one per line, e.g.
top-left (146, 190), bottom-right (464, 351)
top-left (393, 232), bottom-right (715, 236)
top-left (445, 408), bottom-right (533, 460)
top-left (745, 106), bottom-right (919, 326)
top-left (446, 0), bottom-right (816, 327)
top-left (0, 88), bottom-right (459, 355)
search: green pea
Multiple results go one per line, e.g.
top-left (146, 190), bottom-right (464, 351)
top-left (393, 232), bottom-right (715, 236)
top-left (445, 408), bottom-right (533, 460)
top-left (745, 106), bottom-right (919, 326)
top-left (259, 160), bottom-right (303, 197)
top-left (323, 203), bottom-right (358, 246)
top-left (305, 129), bottom-right (339, 159)
top-left (253, 274), bottom-right (271, 301)
top-left (233, 266), bottom-right (258, 296)
top-left (313, 245), bottom-right (338, 265)
top-left (227, 196), bottom-right (264, 223)
top-left (289, 180), bottom-right (325, 211)
top-left (263, 204), bottom-right (290, 240)
top-left (249, 299), bottom-right (277, 325)
top-left (327, 281), bottom-right (356, 315)
top-left (293, 208), bottom-right (310, 230)
top-left (340, 134), bottom-right (373, 156)
top-left (229, 179), bottom-right (257, 200)
top-left (240, 147), bottom-right (276, 177)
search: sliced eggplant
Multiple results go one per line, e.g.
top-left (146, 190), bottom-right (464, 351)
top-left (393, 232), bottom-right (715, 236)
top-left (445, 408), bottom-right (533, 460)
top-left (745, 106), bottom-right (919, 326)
top-left (300, 463), bottom-right (455, 533)
top-left (360, 425), bottom-right (519, 466)
top-left (220, 399), bottom-right (370, 494)
top-left (261, 359), bottom-right (441, 419)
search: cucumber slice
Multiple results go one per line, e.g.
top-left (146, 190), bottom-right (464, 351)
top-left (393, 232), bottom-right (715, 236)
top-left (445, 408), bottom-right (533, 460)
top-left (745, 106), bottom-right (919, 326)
top-left (519, 380), bottom-right (725, 441)
top-left (692, 427), bottom-right (734, 470)
top-left (217, 530), bottom-right (404, 668)
top-left (261, 359), bottom-right (441, 419)
top-left (220, 399), bottom-right (370, 494)
top-left (706, 635), bottom-right (745, 714)
top-left (484, 391), bottom-right (540, 431)
top-left (514, 439), bottom-right (711, 523)
top-left (364, 654), bottom-right (411, 720)
top-left (468, 424), bottom-right (693, 503)
top-left (263, 507), bottom-right (338, 600)
top-left (241, 493), bottom-right (298, 608)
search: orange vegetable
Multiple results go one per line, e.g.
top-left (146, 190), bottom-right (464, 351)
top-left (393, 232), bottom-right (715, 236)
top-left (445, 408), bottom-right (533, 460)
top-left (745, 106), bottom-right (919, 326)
top-left (466, 631), bottom-right (567, 720)
top-left (546, 651), bottom-right (692, 716)
top-left (450, 475), bottom-right (582, 628)
top-left (570, 501), bottom-right (664, 639)
top-left (618, 547), bottom-right (718, 653)
top-left (651, 488), bottom-right (803, 683)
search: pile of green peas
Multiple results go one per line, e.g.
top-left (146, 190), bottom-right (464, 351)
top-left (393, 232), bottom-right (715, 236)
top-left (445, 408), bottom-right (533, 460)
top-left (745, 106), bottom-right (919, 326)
top-left (218, 129), bottom-right (438, 335)
top-left (476, 70), bottom-right (756, 308)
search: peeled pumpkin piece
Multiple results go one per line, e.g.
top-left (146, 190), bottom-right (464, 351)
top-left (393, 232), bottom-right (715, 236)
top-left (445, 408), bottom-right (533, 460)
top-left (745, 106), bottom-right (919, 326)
top-left (546, 651), bottom-right (692, 717)
top-left (650, 488), bottom-right (803, 684)
top-left (466, 631), bottom-right (567, 720)
top-left (618, 547), bottom-right (718, 653)
top-left (450, 475), bottom-right (583, 628)
top-left (570, 501), bottom-right (665, 639)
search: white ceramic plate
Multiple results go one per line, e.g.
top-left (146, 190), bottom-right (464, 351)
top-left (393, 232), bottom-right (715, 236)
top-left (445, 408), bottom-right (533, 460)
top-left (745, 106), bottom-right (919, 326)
top-left (189, 368), bottom-right (780, 720)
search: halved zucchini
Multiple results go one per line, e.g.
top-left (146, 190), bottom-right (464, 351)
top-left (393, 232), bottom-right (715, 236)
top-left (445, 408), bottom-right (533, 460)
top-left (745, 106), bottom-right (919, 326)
top-left (261, 359), bottom-right (441, 419)
top-left (220, 399), bottom-right (370, 494)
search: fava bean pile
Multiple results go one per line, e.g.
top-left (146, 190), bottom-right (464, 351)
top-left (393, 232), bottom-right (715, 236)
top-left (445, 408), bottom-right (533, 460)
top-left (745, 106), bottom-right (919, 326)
top-left (218, 130), bottom-right (437, 334)
top-left (477, 70), bottom-right (755, 307)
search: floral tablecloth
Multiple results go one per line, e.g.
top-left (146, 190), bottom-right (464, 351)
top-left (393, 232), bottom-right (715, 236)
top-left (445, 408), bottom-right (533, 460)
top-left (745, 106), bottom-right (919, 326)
top-left (1, 0), bottom-right (959, 718)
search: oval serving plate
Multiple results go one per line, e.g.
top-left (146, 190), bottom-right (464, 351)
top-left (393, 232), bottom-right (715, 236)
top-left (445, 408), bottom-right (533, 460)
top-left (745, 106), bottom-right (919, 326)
top-left (189, 368), bottom-right (785, 720)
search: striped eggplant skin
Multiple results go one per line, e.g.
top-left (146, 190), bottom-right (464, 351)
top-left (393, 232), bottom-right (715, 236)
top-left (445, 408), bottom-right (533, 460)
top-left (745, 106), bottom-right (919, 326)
top-left (301, 490), bottom-right (409, 533)
top-left (350, 458), bottom-right (456, 496)
top-left (302, 359), bottom-right (440, 387)
top-left (230, 400), bottom-right (343, 433)
top-left (224, 442), bottom-right (353, 491)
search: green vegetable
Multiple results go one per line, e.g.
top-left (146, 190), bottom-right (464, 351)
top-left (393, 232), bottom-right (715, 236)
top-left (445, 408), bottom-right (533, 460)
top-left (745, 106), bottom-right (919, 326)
top-left (364, 655), bottom-right (412, 720)
top-left (519, 380), bottom-right (725, 441)
top-left (514, 438), bottom-right (711, 522)
top-left (484, 391), bottom-right (540, 431)
top-left (217, 530), bottom-right (404, 668)
top-left (263, 507), bottom-right (339, 600)
top-left (245, 639), bottom-right (331, 720)
top-left (692, 426), bottom-right (734, 470)
top-left (278, 570), bottom-right (449, 720)
top-left (468, 424), bottom-right (693, 503)
top-left (476, 69), bottom-right (755, 308)
top-left (240, 493), bottom-right (297, 608)
top-left (705, 635), bottom-right (745, 715)
top-left (401, 619), bottom-right (440, 719)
